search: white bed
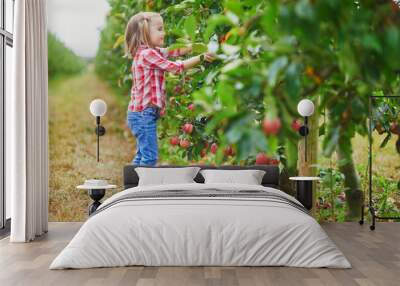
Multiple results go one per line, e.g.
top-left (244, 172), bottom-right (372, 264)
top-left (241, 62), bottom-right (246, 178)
top-left (50, 183), bottom-right (351, 269)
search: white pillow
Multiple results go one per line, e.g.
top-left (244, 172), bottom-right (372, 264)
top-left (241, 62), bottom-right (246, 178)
top-left (200, 169), bottom-right (266, 185)
top-left (135, 167), bottom-right (201, 186)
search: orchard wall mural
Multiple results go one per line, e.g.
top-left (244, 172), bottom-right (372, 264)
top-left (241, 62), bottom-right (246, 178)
top-left (49, 0), bottom-right (400, 222)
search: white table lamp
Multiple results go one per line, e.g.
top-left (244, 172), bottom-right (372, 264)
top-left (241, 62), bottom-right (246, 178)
top-left (297, 99), bottom-right (315, 162)
top-left (89, 99), bottom-right (107, 162)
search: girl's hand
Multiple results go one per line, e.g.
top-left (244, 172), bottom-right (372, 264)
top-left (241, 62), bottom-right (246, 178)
top-left (203, 52), bottom-right (216, 62)
top-left (182, 51), bottom-right (216, 70)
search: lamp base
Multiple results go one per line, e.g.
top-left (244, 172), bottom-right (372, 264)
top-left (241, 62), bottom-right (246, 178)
top-left (299, 126), bottom-right (309, 136)
top-left (88, 189), bottom-right (106, 215)
top-left (95, 125), bottom-right (106, 136)
top-left (296, 180), bottom-right (313, 210)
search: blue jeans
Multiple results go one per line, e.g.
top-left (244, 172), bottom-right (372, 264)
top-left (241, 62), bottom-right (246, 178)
top-left (126, 106), bottom-right (160, 166)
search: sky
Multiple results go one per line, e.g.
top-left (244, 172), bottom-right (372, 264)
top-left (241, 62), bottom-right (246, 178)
top-left (47, 0), bottom-right (110, 58)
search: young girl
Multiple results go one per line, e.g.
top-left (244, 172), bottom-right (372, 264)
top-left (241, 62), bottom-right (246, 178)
top-left (125, 11), bottom-right (215, 166)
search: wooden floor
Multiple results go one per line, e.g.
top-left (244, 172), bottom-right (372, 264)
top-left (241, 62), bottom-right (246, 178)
top-left (0, 222), bottom-right (399, 286)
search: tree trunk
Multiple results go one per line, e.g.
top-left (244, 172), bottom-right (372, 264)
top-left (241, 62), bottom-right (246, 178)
top-left (297, 97), bottom-right (319, 217)
top-left (336, 135), bottom-right (363, 220)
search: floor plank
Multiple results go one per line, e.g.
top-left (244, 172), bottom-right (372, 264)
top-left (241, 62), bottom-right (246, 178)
top-left (0, 222), bottom-right (399, 286)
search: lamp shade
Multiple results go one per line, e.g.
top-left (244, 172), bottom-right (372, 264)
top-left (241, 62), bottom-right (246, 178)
top-left (297, 99), bottom-right (314, 117)
top-left (90, 99), bottom-right (107, 117)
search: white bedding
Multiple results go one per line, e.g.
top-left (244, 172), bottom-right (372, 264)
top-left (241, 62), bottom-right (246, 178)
top-left (50, 183), bottom-right (351, 269)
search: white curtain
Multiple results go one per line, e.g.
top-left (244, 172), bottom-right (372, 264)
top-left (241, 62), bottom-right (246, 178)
top-left (6, 0), bottom-right (49, 242)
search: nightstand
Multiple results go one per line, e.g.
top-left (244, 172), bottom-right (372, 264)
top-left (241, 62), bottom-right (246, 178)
top-left (77, 183), bottom-right (117, 215)
top-left (289, 176), bottom-right (320, 210)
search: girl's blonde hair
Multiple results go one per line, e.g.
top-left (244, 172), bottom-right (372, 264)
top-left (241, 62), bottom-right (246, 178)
top-left (124, 11), bottom-right (161, 58)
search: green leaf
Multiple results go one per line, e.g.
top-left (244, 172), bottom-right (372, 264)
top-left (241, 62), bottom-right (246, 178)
top-left (205, 109), bottom-right (236, 134)
top-left (249, 129), bottom-right (268, 153)
top-left (216, 81), bottom-right (235, 108)
top-left (224, 0), bottom-right (244, 16)
top-left (192, 42), bottom-right (208, 54)
top-left (260, 0), bottom-right (278, 39)
top-left (270, 36), bottom-right (297, 53)
top-left (295, 0), bottom-right (315, 20)
top-left (176, 38), bottom-right (191, 44)
top-left (337, 43), bottom-right (359, 81)
top-left (221, 59), bottom-right (244, 73)
top-left (237, 132), bottom-right (265, 161)
top-left (168, 42), bottom-right (188, 51)
top-left (205, 70), bottom-right (219, 85)
top-left (362, 34), bottom-right (382, 53)
top-left (225, 11), bottom-right (239, 25)
top-left (164, 1), bottom-right (194, 13)
top-left (284, 62), bottom-right (301, 101)
top-left (203, 15), bottom-right (233, 42)
top-left (226, 127), bottom-right (242, 143)
top-left (384, 27), bottom-right (400, 69)
top-left (268, 56), bottom-right (288, 87)
top-left (323, 127), bottom-right (340, 157)
top-left (266, 136), bottom-right (278, 154)
top-left (184, 15), bottom-right (197, 41)
top-left (113, 35), bottom-right (125, 49)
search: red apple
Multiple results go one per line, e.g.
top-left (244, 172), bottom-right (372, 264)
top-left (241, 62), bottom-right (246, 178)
top-left (170, 136), bottom-right (179, 146)
top-left (323, 202), bottom-right (332, 209)
top-left (188, 103), bottom-right (195, 111)
top-left (173, 85), bottom-right (183, 94)
top-left (269, 158), bottom-right (279, 165)
top-left (182, 123), bottom-right (193, 134)
top-left (291, 119), bottom-right (302, 132)
top-left (200, 149), bottom-right (207, 158)
top-left (210, 143), bottom-right (218, 154)
top-left (204, 141), bottom-right (209, 149)
top-left (223, 146), bottom-right (234, 157)
top-left (180, 139), bottom-right (190, 149)
top-left (255, 153), bottom-right (270, 165)
top-left (262, 118), bottom-right (282, 135)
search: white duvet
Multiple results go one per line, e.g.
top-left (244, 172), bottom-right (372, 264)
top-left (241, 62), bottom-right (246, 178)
top-left (50, 183), bottom-right (351, 269)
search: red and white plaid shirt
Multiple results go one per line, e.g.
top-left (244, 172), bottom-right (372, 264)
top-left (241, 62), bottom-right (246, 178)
top-left (128, 44), bottom-right (184, 116)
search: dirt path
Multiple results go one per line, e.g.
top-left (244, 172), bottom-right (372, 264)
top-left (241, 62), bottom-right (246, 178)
top-left (49, 66), bottom-right (135, 221)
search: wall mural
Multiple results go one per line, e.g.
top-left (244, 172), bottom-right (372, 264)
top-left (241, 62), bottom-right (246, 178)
top-left (48, 0), bottom-right (400, 222)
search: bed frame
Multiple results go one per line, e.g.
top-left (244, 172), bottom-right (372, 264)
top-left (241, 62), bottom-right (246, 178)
top-left (123, 165), bottom-right (280, 190)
